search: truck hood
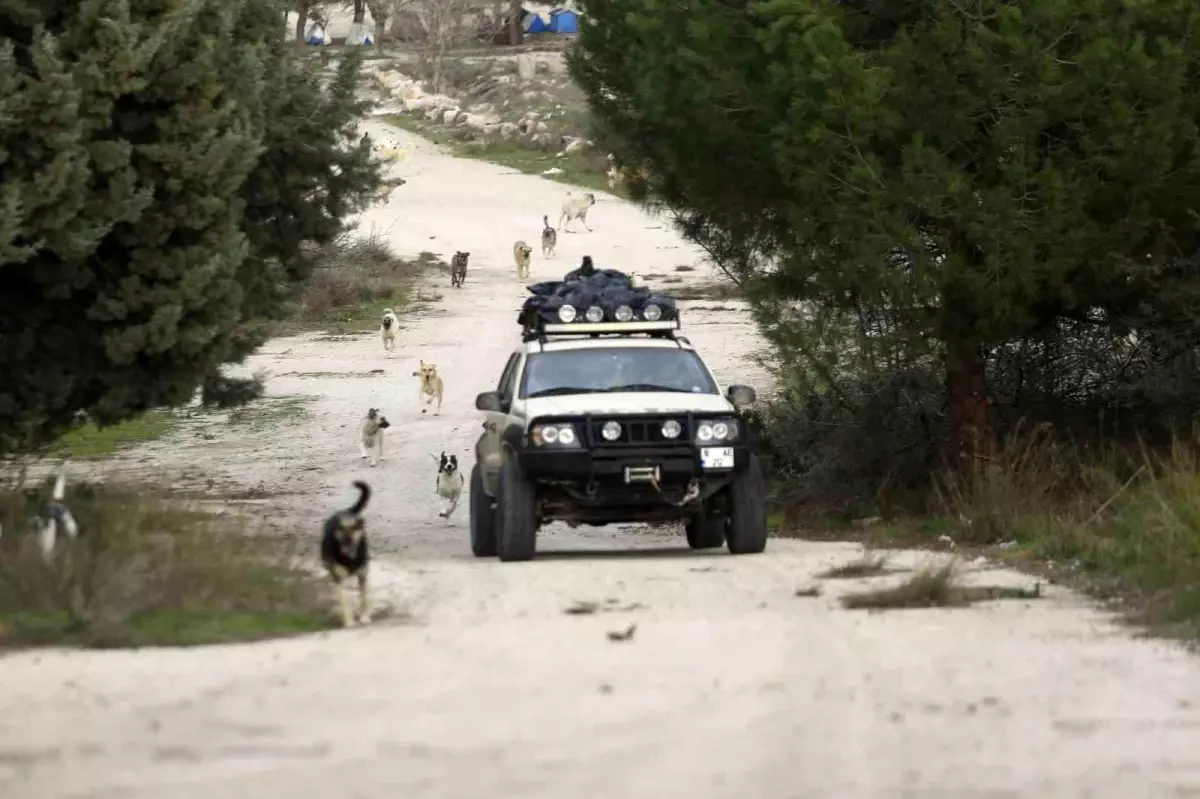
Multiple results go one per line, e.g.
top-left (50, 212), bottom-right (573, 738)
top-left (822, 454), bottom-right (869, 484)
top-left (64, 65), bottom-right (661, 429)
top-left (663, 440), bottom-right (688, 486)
top-left (524, 392), bottom-right (734, 418)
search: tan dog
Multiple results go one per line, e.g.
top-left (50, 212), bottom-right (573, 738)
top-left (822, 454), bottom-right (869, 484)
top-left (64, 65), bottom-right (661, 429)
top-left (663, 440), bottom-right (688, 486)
top-left (559, 191), bottom-right (596, 232)
top-left (413, 360), bottom-right (444, 414)
top-left (513, 240), bottom-right (533, 280)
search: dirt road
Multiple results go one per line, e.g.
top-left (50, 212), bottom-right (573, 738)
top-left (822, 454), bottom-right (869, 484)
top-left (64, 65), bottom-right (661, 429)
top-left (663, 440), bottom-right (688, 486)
top-left (3, 121), bottom-right (1200, 798)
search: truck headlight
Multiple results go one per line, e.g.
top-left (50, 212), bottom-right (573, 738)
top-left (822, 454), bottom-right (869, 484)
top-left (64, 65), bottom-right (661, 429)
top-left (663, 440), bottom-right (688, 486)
top-left (661, 419), bottom-right (681, 439)
top-left (558, 304), bottom-right (577, 323)
top-left (601, 420), bottom-right (622, 441)
top-left (643, 303), bottom-right (662, 321)
top-left (531, 423), bottom-right (579, 447)
top-left (696, 419), bottom-right (738, 443)
top-left (585, 305), bottom-right (604, 322)
top-left (614, 305), bottom-right (633, 322)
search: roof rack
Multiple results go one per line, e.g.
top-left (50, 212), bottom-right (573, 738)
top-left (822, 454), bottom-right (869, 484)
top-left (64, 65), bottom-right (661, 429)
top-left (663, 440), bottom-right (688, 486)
top-left (518, 261), bottom-right (682, 341)
top-left (523, 317), bottom-right (681, 343)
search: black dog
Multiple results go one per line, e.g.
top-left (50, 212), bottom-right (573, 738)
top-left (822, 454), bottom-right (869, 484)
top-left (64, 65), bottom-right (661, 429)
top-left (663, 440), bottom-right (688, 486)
top-left (321, 481), bottom-right (372, 627)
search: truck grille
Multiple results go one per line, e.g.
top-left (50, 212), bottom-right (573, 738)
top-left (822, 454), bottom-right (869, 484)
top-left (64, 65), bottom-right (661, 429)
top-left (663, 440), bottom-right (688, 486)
top-left (590, 416), bottom-right (690, 447)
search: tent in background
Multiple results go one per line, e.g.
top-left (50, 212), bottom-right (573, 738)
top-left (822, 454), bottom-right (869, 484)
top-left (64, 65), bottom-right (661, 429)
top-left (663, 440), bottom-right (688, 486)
top-left (522, 10), bottom-right (549, 34)
top-left (547, 7), bottom-right (579, 34)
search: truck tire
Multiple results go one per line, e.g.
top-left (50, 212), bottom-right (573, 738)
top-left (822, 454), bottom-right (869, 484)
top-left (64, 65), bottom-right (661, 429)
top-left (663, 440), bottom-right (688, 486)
top-left (725, 453), bottom-right (768, 554)
top-left (497, 456), bottom-right (538, 562)
top-left (685, 512), bottom-right (726, 549)
top-left (469, 464), bottom-right (497, 557)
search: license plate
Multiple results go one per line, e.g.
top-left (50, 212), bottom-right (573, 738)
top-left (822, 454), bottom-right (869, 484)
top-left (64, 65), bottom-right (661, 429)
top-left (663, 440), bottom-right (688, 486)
top-left (700, 447), bottom-right (735, 469)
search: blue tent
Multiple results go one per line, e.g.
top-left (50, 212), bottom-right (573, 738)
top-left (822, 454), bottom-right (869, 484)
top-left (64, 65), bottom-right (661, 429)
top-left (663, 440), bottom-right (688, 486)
top-left (547, 8), bottom-right (579, 34)
top-left (523, 11), bottom-right (549, 34)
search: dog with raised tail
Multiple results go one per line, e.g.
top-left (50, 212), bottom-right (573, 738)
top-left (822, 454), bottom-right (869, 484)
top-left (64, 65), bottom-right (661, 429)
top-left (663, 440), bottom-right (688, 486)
top-left (380, 308), bottom-right (398, 354)
top-left (434, 452), bottom-right (465, 519)
top-left (29, 461), bottom-right (80, 562)
top-left (541, 215), bottom-right (557, 257)
top-left (413, 360), bottom-right (444, 414)
top-left (358, 408), bottom-right (391, 466)
top-left (513, 240), bottom-right (533, 281)
top-left (321, 481), bottom-right (372, 627)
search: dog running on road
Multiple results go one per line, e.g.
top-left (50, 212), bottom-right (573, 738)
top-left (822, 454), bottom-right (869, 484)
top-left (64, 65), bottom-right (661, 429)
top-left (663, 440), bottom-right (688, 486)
top-left (413, 360), bottom-right (444, 414)
top-left (28, 461), bottom-right (80, 562)
top-left (434, 452), bottom-right (465, 519)
top-left (559, 191), bottom-right (596, 232)
top-left (380, 308), bottom-right (398, 354)
top-left (358, 408), bottom-right (391, 467)
top-left (320, 481), bottom-right (372, 628)
top-left (541, 215), bottom-right (557, 257)
top-left (513, 240), bottom-right (533, 281)
top-left (450, 251), bottom-right (469, 288)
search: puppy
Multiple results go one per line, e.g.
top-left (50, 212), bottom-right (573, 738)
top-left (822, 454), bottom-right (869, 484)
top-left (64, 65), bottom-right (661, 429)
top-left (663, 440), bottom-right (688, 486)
top-left (513, 240), bottom-right (533, 281)
top-left (434, 452), bottom-right (465, 518)
top-left (358, 408), bottom-right (391, 466)
top-left (541, 215), bottom-right (557, 257)
top-left (320, 481), bottom-right (372, 628)
top-left (380, 308), bottom-right (398, 354)
top-left (28, 462), bottom-right (80, 563)
top-left (412, 360), bottom-right (444, 414)
top-left (371, 176), bottom-right (407, 205)
top-left (450, 251), bottom-right (469, 288)
top-left (559, 191), bottom-right (596, 232)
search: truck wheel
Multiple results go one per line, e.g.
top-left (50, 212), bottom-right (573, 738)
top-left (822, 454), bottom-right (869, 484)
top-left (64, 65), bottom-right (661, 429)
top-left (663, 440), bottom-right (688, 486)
top-left (497, 456), bottom-right (538, 562)
top-left (725, 453), bottom-right (768, 554)
top-left (685, 512), bottom-right (725, 549)
top-left (469, 464), bottom-right (497, 557)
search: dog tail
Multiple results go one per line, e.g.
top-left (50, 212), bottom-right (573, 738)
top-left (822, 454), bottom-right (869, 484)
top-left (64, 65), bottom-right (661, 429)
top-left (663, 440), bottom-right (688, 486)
top-left (349, 481), bottom-right (371, 515)
top-left (51, 463), bottom-right (67, 502)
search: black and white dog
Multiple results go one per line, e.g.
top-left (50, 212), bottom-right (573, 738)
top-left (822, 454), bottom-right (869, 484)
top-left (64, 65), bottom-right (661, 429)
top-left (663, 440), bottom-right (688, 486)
top-left (450, 251), bottom-right (469, 288)
top-left (541, 215), bottom-right (557, 257)
top-left (358, 408), bottom-right (390, 467)
top-left (320, 481), bottom-right (372, 627)
top-left (29, 463), bottom-right (80, 562)
top-left (435, 452), bottom-right (464, 519)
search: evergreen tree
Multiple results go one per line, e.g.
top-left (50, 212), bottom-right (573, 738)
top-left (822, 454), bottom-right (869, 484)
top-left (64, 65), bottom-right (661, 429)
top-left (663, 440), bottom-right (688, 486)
top-left (571, 0), bottom-right (1200, 464)
top-left (0, 0), bottom-right (380, 453)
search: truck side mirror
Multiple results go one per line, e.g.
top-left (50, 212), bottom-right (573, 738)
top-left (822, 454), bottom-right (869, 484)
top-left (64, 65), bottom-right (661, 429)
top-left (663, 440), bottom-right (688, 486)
top-left (475, 391), bottom-right (502, 412)
top-left (726, 384), bottom-right (756, 408)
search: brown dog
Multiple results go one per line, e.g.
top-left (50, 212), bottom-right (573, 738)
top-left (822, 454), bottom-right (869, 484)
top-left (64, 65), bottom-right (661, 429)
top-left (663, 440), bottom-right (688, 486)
top-left (513, 240), bottom-right (533, 281)
top-left (413, 360), bottom-right (444, 414)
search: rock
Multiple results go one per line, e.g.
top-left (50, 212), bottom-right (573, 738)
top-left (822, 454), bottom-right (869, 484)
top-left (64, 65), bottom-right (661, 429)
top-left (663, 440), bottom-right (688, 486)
top-left (535, 121), bottom-right (548, 134)
top-left (544, 55), bottom-right (569, 76)
top-left (499, 122), bottom-right (519, 140)
top-left (460, 112), bottom-right (500, 131)
top-left (442, 109), bottom-right (460, 125)
top-left (563, 138), bottom-right (590, 155)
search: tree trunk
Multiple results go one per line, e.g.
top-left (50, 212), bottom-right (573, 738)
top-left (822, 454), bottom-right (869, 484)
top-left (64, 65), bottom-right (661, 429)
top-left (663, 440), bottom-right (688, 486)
top-left (294, 3), bottom-right (309, 46)
top-left (373, 16), bottom-right (386, 51)
top-left (353, 0), bottom-right (366, 23)
top-left (945, 338), bottom-right (991, 471)
top-left (508, 0), bottom-right (523, 46)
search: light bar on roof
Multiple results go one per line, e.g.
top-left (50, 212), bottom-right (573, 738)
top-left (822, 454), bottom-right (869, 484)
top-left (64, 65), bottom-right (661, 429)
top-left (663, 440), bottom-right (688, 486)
top-left (541, 319), bottom-right (680, 335)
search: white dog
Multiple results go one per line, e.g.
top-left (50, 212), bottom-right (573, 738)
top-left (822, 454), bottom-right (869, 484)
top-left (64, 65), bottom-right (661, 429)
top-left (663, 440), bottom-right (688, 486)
top-left (380, 308), bottom-right (398, 353)
top-left (28, 462), bottom-right (80, 562)
top-left (559, 191), bottom-right (596, 232)
top-left (358, 408), bottom-right (391, 466)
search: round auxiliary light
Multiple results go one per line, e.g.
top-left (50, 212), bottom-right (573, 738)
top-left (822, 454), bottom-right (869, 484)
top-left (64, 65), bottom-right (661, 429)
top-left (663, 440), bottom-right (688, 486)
top-left (558, 304), bottom-right (577, 323)
top-left (697, 422), bottom-right (715, 442)
top-left (601, 420), bottom-right (622, 441)
top-left (558, 425), bottom-right (576, 445)
top-left (713, 422), bottom-right (729, 440)
top-left (643, 303), bottom-right (663, 321)
top-left (615, 305), bottom-right (633, 322)
top-left (542, 425), bottom-right (559, 443)
top-left (585, 305), bottom-right (604, 322)
top-left (661, 419), bottom-right (682, 439)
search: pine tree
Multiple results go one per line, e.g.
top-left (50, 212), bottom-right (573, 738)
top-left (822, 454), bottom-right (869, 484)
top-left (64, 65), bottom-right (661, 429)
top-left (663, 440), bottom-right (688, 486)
top-left (571, 0), bottom-right (1200, 465)
top-left (0, 0), bottom-right (380, 453)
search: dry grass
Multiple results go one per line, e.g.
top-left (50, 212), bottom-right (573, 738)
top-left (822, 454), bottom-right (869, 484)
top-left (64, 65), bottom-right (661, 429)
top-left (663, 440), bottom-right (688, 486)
top-left (274, 230), bottom-right (439, 336)
top-left (840, 559), bottom-right (1040, 610)
top-left (816, 551), bottom-right (890, 579)
top-left (0, 480), bottom-right (332, 648)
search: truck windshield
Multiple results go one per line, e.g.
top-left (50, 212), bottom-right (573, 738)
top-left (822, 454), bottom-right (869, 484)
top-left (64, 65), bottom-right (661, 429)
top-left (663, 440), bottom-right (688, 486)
top-left (520, 348), bottom-right (719, 398)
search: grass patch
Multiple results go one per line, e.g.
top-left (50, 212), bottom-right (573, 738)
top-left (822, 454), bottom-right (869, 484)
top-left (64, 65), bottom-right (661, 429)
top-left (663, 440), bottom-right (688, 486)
top-left (816, 551), bottom-right (890, 579)
top-left (840, 559), bottom-right (1041, 610)
top-left (51, 411), bottom-right (176, 459)
top-left (0, 481), bottom-right (333, 648)
top-left (226, 395), bottom-right (313, 432)
top-left (385, 113), bottom-right (616, 195)
top-left (272, 231), bottom-right (439, 337)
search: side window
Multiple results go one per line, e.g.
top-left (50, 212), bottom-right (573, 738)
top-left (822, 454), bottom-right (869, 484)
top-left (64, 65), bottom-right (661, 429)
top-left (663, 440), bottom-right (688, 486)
top-left (499, 355), bottom-right (524, 408)
top-left (495, 353), bottom-right (519, 394)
